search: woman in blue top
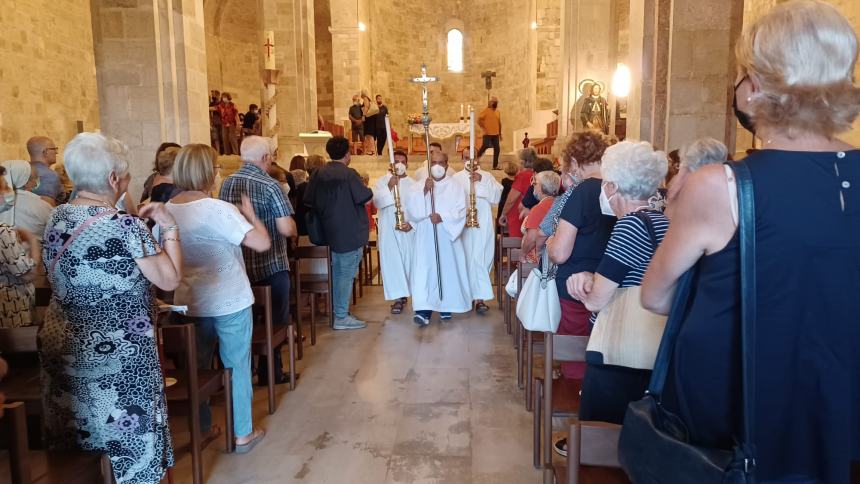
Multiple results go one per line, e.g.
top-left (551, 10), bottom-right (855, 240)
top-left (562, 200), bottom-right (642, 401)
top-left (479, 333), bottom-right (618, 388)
top-left (642, 2), bottom-right (860, 482)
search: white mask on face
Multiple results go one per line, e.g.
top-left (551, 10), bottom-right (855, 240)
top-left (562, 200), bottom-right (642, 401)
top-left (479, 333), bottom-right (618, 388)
top-left (430, 164), bottom-right (446, 180)
top-left (599, 185), bottom-right (615, 216)
top-left (394, 162), bottom-right (407, 176)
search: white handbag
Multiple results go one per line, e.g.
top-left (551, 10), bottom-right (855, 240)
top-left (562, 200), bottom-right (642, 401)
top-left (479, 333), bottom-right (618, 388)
top-left (516, 249), bottom-right (561, 333)
top-left (505, 270), bottom-right (519, 298)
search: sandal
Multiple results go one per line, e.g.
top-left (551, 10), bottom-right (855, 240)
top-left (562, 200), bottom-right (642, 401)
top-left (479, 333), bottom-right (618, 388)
top-left (235, 429), bottom-right (266, 454)
top-left (475, 302), bottom-right (490, 314)
top-left (390, 299), bottom-right (405, 314)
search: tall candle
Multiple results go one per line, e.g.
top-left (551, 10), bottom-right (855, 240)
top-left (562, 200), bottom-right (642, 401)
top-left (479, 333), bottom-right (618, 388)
top-left (264, 31), bottom-right (276, 70)
top-left (385, 115), bottom-right (395, 163)
top-left (469, 110), bottom-right (476, 162)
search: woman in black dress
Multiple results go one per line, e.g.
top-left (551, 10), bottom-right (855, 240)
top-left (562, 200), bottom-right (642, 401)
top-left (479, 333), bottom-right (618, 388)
top-left (642, 2), bottom-right (860, 482)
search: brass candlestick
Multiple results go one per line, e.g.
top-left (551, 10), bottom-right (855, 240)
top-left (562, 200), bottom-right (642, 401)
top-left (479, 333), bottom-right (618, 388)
top-left (465, 158), bottom-right (480, 229)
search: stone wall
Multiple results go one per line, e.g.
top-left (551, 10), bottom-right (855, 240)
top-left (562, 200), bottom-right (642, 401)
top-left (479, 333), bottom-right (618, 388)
top-left (204, 0), bottom-right (261, 111)
top-left (0, 0), bottom-right (100, 161)
top-left (367, 0), bottom-right (534, 152)
top-left (536, 0), bottom-right (562, 110)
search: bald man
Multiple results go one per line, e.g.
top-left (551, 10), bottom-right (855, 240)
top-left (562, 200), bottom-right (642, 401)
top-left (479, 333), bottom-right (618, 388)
top-left (26, 136), bottom-right (61, 203)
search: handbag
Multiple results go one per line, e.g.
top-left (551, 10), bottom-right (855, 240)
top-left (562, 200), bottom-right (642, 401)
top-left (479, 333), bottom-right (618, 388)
top-left (587, 211), bottom-right (667, 370)
top-left (618, 161), bottom-right (757, 483)
top-left (516, 248), bottom-right (561, 333)
top-left (505, 269), bottom-right (519, 298)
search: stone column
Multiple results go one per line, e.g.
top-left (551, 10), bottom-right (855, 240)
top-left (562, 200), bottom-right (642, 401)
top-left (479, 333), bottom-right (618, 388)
top-left (258, 0), bottom-right (319, 157)
top-left (558, 0), bottom-right (614, 137)
top-left (90, 0), bottom-right (209, 198)
top-left (329, 0), bottom-right (370, 127)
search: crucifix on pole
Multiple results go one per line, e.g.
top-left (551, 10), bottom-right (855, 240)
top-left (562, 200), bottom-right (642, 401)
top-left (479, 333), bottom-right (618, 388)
top-left (410, 64), bottom-right (443, 301)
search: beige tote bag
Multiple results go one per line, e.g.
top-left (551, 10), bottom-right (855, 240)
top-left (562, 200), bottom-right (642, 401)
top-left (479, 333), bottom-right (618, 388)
top-left (586, 285), bottom-right (667, 370)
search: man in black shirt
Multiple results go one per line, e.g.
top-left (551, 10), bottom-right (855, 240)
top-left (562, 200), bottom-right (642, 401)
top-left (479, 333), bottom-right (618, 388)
top-left (304, 136), bottom-right (373, 330)
top-left (243, 104), bottom-right (260, 136)
top-left (349, 95), bottom-right (365, 143)
top-left (374, 94), bottom-right (390, 156)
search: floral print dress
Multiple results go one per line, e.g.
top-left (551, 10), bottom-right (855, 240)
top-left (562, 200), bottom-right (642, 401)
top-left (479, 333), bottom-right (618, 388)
top-left (39, 205), bottom-right (174, 484)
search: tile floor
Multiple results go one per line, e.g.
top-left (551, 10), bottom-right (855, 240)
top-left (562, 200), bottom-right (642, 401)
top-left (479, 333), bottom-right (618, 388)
top-left (170, 286), bottom-right (543, 483)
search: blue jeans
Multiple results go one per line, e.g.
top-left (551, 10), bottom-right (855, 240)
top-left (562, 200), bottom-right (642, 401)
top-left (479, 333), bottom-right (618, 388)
top-left (185, 306), bottom-right (253, 438)
top-left (331, 247), bottom-right (363, 319)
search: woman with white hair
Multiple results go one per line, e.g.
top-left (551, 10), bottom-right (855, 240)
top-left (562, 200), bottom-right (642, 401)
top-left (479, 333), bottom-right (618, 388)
top-left (642, 1), bottom-right (860, 481)
top-left (521, 170), bottom-right (560, 263)
top-left (564, 140), bottom-right (669, 425)
top-left (665, 137), bottom-right (728, 210)
top-left (39, 132), bottom-right (182, 483)
top-left (0, 160), bottom-right (53, 238)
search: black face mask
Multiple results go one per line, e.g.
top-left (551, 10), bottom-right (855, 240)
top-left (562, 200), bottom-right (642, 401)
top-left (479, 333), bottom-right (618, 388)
top-left (733, 77), bottom-right (756, 135)
top-left (490, 102), bottom-right (498, 109)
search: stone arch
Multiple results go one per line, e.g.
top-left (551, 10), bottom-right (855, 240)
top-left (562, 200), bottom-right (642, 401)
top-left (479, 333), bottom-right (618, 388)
top-left (204, 0), bottom-right (262, 110)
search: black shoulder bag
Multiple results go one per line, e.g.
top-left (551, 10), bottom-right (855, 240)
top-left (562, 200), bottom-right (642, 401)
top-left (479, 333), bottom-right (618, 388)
top-left (617, 161), bottom-right (757, 483)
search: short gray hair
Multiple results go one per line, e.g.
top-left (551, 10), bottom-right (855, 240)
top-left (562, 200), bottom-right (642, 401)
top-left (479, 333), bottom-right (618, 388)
top-left (240, 136), bottom-right (273, 164)
top-left (64, 132), bottom-right (130, 195)
top-left (680, 137), bottom-right (727, 172)
top-left (601, 140), bottom-right (667, 200)
top-left (518, 147), bottom-right (538, 169)
top-left (536, 170), bottom-right (561, 198)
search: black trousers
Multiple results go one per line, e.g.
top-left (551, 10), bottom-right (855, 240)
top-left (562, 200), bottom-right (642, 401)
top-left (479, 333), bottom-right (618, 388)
top-left (376, 132), bottom-right (386, 156)
top-left (578, 361), bottom-right (652, 424)
top-left (477, 135), bottom-right (501, 168)
top-left (254, 270), bottom-right (291, 380)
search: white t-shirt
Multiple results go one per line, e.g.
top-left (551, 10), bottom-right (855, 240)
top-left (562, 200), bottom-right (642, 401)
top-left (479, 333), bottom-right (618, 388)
top-left (166, 198), bottom-right (254, 317)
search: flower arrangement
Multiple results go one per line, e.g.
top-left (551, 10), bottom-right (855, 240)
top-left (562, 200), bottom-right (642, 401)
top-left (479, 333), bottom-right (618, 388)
top-left (406, 113), bottom-right (423, 125)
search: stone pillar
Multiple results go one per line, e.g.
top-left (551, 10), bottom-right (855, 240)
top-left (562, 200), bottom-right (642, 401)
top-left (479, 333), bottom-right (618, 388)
top-left (329, 0), bottom-right (370, 127)
top-left (558, 0), bottom-right (614, 137)
top-left (258, 0), bottom-right (318, 157)
top-left (90, 0), bottom-right (209, 198)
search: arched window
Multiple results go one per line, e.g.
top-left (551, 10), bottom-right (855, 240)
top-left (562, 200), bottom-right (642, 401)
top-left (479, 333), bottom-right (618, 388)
top-left (447, 29), bottom-right (464, 72)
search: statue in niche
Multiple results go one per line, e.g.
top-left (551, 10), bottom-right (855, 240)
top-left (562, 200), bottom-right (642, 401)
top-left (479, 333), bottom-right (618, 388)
top-left (580, 82), bottom-right (610, 134)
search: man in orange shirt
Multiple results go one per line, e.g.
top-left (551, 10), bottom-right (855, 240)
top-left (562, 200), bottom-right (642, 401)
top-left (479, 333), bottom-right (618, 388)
top-left (476, 96), bottom-right (502, 170)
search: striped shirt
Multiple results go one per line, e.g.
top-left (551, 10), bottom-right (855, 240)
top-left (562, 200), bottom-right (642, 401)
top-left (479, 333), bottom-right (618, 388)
top-left (219, 162), bottom-right (294, 283)
top-left (596, 210), bottom-right (669, 288)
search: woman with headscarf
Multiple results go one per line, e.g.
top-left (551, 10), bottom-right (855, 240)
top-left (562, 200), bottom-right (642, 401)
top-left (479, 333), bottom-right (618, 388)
top-left (0, 160), bottom-right (54, 239)
top-left (0, 164), bottom-right (41, 328)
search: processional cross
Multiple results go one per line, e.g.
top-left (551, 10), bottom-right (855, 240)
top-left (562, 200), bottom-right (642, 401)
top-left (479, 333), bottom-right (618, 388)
top-left (410, 64), bottom-right (443, 300)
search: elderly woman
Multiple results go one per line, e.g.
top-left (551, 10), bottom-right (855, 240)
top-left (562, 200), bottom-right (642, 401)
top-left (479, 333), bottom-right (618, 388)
top-left (40, 132), bottom-right (182, 483)
top-left (166, 144), bottom-right (270, 452)
top-left (642, 2), bottom-right (860, 481)
top-left (546, 131), bottom-right (613, 378)
top-left (498, 147), bottom-right (538, 237)
top-left (0, 165), bottom-right (42, 328)
top-left (665, 137), bottom-right (727, 212)
top-left (521, 170), bottom-right (560, 263)
top-left (0, 160), bottom-right (54, 238)
top-left (565, 140), bottom-right (668, 422)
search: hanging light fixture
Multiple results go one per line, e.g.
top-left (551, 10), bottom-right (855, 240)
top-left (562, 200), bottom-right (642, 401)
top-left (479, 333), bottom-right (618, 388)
top-left (611, 63), bottom-right (631, 98)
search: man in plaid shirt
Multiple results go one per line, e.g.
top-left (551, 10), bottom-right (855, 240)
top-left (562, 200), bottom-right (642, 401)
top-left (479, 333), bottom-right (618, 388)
top-left (220, 136), bottom-right (297, 385)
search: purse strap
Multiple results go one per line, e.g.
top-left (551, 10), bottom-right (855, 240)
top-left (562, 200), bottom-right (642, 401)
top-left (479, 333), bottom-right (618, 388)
top-left (49, 210), bottom-right (116, 274)
top-left (647, 161), bottom-right (757, 459)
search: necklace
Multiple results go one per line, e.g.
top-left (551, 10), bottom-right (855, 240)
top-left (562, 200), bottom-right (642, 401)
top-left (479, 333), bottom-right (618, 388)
top-left (75, 194), bottom-right (114, 209)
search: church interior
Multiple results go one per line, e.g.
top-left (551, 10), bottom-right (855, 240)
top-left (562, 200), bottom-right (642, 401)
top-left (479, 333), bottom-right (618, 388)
top-left (1, 0), bottom-right (859, 483)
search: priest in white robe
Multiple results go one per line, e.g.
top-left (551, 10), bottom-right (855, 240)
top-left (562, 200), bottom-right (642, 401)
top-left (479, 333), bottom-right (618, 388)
top-left (452, 147), bottom-right (503, 313)
top-left (404, 151), bottom-right (472, 325)
top-left (373, 150), bottom-right (417, 314)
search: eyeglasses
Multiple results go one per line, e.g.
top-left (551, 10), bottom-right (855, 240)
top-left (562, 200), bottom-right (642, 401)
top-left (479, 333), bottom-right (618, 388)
top-left (46, 147), bottom-right (59, 152)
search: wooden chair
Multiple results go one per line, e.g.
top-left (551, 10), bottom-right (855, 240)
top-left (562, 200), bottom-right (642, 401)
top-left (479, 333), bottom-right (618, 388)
top-left (0, 327), bottom-right (41, 417)
top-left (251, 285), bottom-right (296, 410)
top-left (534, 334), bottom-right (588, 474)
top-left (556, 420), bottom-right (628, 484)
top-left (0, 402), bottom-right (113, 484)
top-left (500, 236), bottom-right (522, 336)
top-left (294, 245), bottom-right (334, 344)
top-left (508, 248), bottom-right (525, 390)
top-left (161, 323), bottom-right (235, 484)
top-left (495, 229), bottom-right (506, 306)
top-left (515, 259), bottom-right (539, 403)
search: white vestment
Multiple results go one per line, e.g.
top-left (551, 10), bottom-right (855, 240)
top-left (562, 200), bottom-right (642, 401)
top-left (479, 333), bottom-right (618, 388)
top-left (373, 173), bottom-right (417, 301)
top-left (404, 176), bottom-right (472, 313)
top-left (452, 169), bottom-right (503, 301)
top-left (412, 165), bottom-right (455, 182)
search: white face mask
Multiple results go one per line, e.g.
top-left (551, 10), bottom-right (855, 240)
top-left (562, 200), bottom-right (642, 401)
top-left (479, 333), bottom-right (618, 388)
top-left (394, 162), bottom-right (407, 176)
top-left (0, 190), bottom-right (14, 214)
top-left (599, 185), bottom-right (615, 216)
top-left (430, 164), bottom-right (446, 180)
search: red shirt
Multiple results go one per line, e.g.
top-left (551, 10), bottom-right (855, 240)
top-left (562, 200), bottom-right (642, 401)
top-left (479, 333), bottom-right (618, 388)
top-left (505, 169), bottom-right (533, 237)
top-left (523, 196), bottom-right (555, 262)
top-left (365, 201), bottom-right (377, 232)
top-left (218, 102), bottom-right (238, 126)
